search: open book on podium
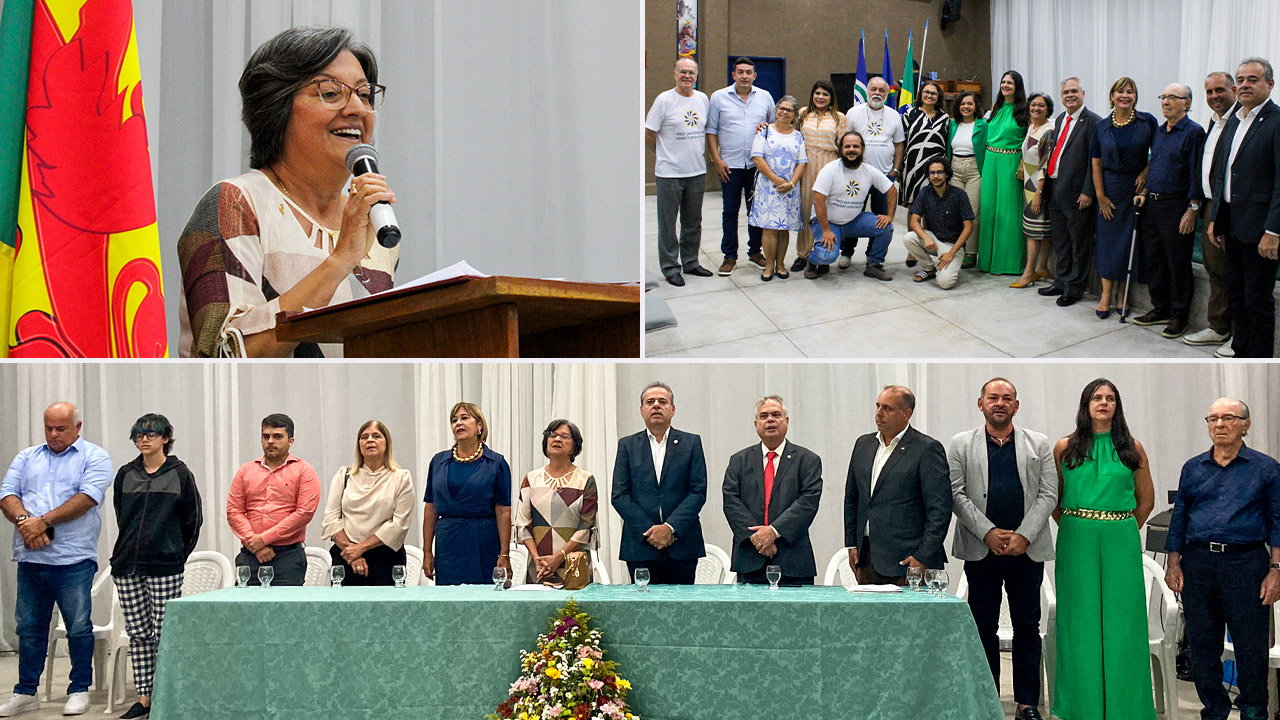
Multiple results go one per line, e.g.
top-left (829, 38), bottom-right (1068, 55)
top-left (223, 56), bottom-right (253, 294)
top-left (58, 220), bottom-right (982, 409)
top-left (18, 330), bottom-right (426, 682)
top-left (275, 261), bottom-right (640, 358)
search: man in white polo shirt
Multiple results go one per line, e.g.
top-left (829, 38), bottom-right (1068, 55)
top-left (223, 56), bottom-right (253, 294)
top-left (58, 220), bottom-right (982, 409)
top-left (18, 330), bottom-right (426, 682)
top-left (805, 130), bottom-right (898, 280)
top-left (842, 77), bottom-right (904, 270)
top-left (646, 57), bottom-right (713, 287)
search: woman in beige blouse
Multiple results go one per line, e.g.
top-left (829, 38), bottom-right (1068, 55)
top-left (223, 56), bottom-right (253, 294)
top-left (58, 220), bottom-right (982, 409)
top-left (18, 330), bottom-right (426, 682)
top-left (792, 80), bottom-right (846, 272)
top-left (515, 420), bottom-right (599, 584)
top-left (321, 420), bottom-right (415, 585)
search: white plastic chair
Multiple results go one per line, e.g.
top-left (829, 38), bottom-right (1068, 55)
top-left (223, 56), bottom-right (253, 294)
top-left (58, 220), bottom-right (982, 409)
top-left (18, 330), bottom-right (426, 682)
top-left (181, 551), bottom-right (234, 595)
top-left (508, 544), bottom-right (530, 585)
top-left (821, 547), bottom-right (856, 587)
top-left (1141, 554), bottom-right (1181, 719)
top-left (402, 545), bottom-right (426, 586)
top-left (43, 563), bottom-right (113, 696)
top-left (590, 549), bottom-right (610, 585)
top-left (955, 569), bottom-right (1058, 705)
top-left (303, 547), bottom-right (331, 586)
top-left (695, 544), bottom-right (736, 584)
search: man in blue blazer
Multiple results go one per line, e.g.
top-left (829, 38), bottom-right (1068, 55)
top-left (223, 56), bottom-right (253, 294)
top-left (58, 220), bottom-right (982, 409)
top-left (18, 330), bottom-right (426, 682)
top-left (611, 381), bottom-right (707, 584)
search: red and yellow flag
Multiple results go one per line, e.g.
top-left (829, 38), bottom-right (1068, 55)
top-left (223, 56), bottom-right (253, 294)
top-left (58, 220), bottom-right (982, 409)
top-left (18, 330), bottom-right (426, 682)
top-left (0, 0), bottom-right (166, 357)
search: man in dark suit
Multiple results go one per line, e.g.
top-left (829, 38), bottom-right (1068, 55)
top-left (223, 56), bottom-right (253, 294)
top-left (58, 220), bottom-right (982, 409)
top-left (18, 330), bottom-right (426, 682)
top-left (844, 385), bottom-right (952, 585)
top-left (1039, 77), bottom-right (1101, 306)
top-left (722, 396), bottom-right (822, 586)
top-left (611, 381), bottom-right (707, 584)
top-left (1208, 57), bottom-right (1280, 358)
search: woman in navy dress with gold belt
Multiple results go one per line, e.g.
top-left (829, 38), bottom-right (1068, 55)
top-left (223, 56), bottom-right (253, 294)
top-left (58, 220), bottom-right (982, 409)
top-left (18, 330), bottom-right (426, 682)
top-left (420, 402), bottom-right (513, 584)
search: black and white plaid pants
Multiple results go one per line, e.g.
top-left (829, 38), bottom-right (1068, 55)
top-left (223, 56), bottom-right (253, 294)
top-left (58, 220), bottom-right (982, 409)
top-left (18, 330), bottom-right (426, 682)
top-left (114, 573), bottom-right (183, 696)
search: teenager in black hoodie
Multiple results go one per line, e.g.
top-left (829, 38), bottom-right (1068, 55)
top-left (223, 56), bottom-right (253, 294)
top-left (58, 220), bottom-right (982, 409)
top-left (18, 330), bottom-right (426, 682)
top-left (109, 414), bottom-right (203, 719)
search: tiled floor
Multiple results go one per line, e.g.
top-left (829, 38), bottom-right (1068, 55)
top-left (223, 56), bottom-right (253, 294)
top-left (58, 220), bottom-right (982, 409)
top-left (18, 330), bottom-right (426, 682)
top-left (646, 192), bottom-right (1223, 358)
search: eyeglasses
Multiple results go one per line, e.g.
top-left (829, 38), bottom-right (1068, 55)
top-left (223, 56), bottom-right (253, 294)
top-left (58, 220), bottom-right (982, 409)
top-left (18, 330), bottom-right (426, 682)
top-left (134, 432), bottom-right (161, 442)
top-left (1205, 414), bottom-right (1244, 424)
top-left (927, 170), bottom-right (948, 176)
top-left (549, 433), bottom-right (574, 441)
top-left (1158, 94), bottom-right (1190, 101)
top-left (303, 78), bottom-right (386, 112)
top-left (776, 107), bottom-right (796, 114)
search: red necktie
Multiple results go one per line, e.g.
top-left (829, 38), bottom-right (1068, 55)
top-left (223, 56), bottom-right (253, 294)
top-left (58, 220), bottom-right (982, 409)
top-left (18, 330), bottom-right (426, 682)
top-left (764, 451), bottom-right (777, 525)
top-left (1046, 115), bottom-right (1072, 178)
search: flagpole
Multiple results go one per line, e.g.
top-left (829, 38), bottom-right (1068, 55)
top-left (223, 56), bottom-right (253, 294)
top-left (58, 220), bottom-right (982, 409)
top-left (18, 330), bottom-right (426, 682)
top-left (917, 18), bottom-right (930, 97)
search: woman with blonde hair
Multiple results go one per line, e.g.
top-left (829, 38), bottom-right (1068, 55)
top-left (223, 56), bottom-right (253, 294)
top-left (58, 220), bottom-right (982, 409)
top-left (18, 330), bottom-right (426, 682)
top-left (321, 420), bottom-right (415, 586)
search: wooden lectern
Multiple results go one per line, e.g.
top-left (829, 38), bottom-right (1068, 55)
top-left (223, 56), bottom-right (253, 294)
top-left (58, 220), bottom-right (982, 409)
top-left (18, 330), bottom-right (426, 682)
top-left (274, 276), bottom-right (640, 357)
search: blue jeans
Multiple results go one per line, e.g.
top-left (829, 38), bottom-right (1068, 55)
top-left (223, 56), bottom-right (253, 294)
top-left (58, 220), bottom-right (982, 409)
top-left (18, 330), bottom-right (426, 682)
top-left (809, 212), bottom-right (893, 265)
top-left (15, 559), bottom-right (97, 696)
top-left (720, 166), bottom-right (762, 259)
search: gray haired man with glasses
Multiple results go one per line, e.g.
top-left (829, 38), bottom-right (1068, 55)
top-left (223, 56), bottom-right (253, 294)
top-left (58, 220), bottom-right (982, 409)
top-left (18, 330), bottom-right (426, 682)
top-left (1166, 398), bottom-right (1280, 720)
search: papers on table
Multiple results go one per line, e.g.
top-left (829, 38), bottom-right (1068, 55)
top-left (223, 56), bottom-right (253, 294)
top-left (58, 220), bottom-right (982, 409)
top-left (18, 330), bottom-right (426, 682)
top-left (509, 583), bottom-right (559, 591)
top-left (846, 583), bottom-right (904, 593)
top-left (392, 259), bottom-right (489, 292)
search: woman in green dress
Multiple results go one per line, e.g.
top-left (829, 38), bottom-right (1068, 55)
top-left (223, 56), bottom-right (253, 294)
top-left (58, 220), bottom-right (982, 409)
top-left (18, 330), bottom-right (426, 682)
top-left (977, 71), bottom-right (1030, 275)
top-left (1052, 378), bottom-right (1156, 720)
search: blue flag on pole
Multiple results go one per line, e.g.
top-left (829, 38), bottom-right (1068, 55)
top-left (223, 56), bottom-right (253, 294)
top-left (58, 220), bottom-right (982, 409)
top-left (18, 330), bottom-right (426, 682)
top-left (854, 29), bottom-right (868, 105)
top-left (882, 29), bottom-right (896, 109)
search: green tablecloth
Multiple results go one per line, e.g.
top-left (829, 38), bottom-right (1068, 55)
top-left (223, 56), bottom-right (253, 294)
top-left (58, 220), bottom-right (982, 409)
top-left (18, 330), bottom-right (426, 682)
top-left (150, 584), bottom-right (1001, 720)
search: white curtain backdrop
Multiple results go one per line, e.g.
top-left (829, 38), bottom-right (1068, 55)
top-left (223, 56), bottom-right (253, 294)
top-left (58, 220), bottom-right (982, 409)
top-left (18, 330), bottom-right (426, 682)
top-left (991, 0), bottom-right (1280, 128)
top-left (2, 361), bottom-right (1277, 649)
top-left (0, 0), bottom-right (642, 350)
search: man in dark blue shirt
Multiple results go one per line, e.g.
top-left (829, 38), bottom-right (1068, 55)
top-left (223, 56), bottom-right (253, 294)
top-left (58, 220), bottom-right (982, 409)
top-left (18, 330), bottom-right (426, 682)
top-left (903, 158), bottom-right (974, 289)
top-left (1166, 397), bottom-right (1280, 720)
top-left (1133, 83), bottom-right (1206, 338)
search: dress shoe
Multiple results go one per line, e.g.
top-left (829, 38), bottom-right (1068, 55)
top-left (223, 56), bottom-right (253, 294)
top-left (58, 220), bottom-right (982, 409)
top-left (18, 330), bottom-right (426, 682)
top-left (775, 268), bottom-right (790, 279)
top-left (664, 272), bottom-right (685, 287)
top-left (837, 254), bottom-right (852, 269)
top-left (790, 257), bottom-right (808, 273)
top-left (718, 258), bottom-right (736, 276)
top-left (119, 702), bottom-right (150, 719)
top-left (1183, 327), bottom-right (1230, 346)
top-left (1014, 707), bottom-right (1044, 720)
top-left (760, 272), bottom-right (773, 282)
top-left (905, 256), bottom-right (918, 267)
top-left (816, 264), bottom-right (830, 275)
top-left (1096, 308), bottom-right (1111, 320)
top-left (1038, 285), bottom-right (1064, 297)
top-left (1033, 270), bottom-right (1052, 282)
top-left (685, 265), bottom-right (713, 277)
top-left (1056, 294), bottom-right (1080, 307)
top-left (1162, 317), bottom-right (1188, 338)
top-left (863, 263), bottom-right (892, 281)
top-left (1009, 276), bottom-right (1035, 288)
top-left (1131, 310), bottom-right (1171, 326)
top-left (748, 253), bottom-right (767, 269)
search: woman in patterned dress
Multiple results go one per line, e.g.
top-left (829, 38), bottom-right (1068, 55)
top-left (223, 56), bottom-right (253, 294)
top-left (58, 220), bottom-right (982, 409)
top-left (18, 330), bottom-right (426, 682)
top-left (792, 81), bottom-right (845, 273)
top-left (900, 81), bottom-right (951, 209)
top-left (1011, 92), bottom-right (1055, 288)
top-left (515, 420), bottom-right (598, 584)
top-left (749, 95), bottom-right (808, 281)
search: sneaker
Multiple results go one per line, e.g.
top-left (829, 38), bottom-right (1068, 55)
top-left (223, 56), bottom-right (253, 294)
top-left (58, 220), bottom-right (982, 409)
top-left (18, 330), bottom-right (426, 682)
top-left (0, 694), bottom-right (39, 717)
top-left (1131, 310), bottom-right (1171, 326)
top-left (1162, 318), bottom-right (1188, 338)
top-left (62, 692), bottom-right (90, 716)
top-left (748, 253), bottom-right (767, 270)
top-left (803, 262), bottom-right (819, 279)
top-left (863, 263), bottom-right (892, 281)
top-left (1182, 327), bottom-right (1231, 346)
top-left (1214, 339), bottom-right (1236, 358)
top-left (119, 701), bottom-right (150, 719)
top-left (837, 255), bottom-right (852, 269)
top-left (717, 258), bottom-right (736, 276)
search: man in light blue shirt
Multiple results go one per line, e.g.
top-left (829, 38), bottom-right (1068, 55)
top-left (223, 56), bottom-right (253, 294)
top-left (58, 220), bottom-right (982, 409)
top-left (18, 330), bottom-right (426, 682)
top-left (0, 402), bottom-right (112, 717)
top-left (707, 57), bottom-right (775, 275)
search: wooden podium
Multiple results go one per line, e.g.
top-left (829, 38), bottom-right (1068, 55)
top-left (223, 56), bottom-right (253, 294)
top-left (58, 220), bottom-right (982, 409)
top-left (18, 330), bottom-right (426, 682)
top-left (274, 276), bottom-right (640, 357)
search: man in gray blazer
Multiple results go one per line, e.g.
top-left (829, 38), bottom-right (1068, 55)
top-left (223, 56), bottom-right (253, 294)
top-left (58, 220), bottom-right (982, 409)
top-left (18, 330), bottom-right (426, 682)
top-left (722, 396), bottom-right (822, 585)
top-left (949, 378), bottom-right (1057, 720)
top-left (844, 385), bottom-right (952, 585)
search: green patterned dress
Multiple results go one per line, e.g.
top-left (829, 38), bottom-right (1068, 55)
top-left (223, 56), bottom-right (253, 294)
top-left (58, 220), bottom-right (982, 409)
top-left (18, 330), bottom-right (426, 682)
top-left (977, 104), bottom-right (1027, 274)
top-left (1053, 432), bottom-right (1156, 720)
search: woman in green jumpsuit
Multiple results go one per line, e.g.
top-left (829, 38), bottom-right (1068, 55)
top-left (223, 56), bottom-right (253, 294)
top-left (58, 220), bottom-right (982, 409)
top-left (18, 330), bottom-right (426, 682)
top-left (1052, 378), bottom-right (1157, 720)
top-left (977, 71), bottom-right (1030, 275)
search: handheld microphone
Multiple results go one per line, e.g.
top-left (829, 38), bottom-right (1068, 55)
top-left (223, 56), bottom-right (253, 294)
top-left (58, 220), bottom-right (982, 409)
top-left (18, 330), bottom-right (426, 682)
top-left (344, 143), bottom-right (402, 248)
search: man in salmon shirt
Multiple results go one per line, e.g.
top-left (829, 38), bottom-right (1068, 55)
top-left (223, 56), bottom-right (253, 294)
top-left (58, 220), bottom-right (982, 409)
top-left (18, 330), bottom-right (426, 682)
top-left (226, 413), bottom-right (320, 585)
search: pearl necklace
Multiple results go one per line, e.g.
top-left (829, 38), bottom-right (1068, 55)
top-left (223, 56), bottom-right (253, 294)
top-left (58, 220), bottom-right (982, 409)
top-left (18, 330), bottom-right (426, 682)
top-left (452, 443), bottom-right (484, 463)
top-left (1111, 110), bottom-right (1135, 127)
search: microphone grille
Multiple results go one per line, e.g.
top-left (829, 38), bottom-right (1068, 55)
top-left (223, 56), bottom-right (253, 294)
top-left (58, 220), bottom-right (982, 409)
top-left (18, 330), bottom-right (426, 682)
top-left (345, 143), bottom-right (378, 172)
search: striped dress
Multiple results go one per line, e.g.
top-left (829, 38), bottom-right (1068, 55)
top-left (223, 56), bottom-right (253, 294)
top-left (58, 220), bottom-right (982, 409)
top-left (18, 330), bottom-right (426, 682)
top-left (900, 106), bottom-right (950, 207)
top-left (795, 109), bottom-right (844, 254)
top-left (1021, 122), bottom-right (1052, 240)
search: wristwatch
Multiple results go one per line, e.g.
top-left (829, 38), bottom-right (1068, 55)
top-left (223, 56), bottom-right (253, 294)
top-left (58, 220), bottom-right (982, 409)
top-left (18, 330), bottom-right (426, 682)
top-left (1270, 563), bottom-right (1280, 570)
top-left (14, 514), bottom-right (29, 524)
top-left (1188, 201), bottom-right (1200, 211)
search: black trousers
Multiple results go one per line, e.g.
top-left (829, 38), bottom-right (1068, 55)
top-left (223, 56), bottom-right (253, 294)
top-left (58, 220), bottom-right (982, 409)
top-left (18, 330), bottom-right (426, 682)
top-left (235, 545), bottom-right (306, 586)
top-left (329, 543), bottom-right (407, 587)
top-left (1181, 545), bottom-right (1271, 720)
top-left (1047, 184), bottom-right (1096, 298)
top-left (1142, 195), bottom-right (1196, 319)
top-left (626, 551), bottom-right (698, 585)
top-left (737, 567), bottom-right (814, 586)
top-left (1219, 203), bottom-right (1280, 357)
top-left (964, 552), bottom-right (1044, 707)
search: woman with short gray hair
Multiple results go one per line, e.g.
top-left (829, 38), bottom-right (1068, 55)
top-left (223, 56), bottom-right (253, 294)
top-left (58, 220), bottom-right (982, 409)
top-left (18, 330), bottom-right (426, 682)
top-left (748, 94), bottom-right (807, 280)
top-left (177, 26), bottom-right (399, 357)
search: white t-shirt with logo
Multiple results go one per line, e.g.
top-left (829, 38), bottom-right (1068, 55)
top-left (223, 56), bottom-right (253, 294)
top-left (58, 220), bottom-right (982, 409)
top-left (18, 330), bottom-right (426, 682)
top-left (845, 104), bottom-right (905, 173)
top-left (810, 159), bottom-right (895, 226)
top-left (645, 88), bottom-right (711, 178)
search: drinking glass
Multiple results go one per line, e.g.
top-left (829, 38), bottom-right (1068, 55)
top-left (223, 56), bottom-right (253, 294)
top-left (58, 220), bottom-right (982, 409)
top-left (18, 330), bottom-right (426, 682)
top-left (634, 568), bottom-right (651, 593)
top-left (934, 570), bottom-right (950, 596)
top-left (492, 566), bottom-right (508, 591)
top-left (258, 566), bottom-right (274, 588)
top-left (236, 565), bottom-right (250, 588)
top-left (925, 569), bottom-right (940, 596)
top-left (330, 565), bottom-right (345, 588)
top-left (906, 566), bottom-right (924, 591)
top-left (766, 565), bottom-right (782, 591)
top-left (392, 565), bottom-right (406, 588)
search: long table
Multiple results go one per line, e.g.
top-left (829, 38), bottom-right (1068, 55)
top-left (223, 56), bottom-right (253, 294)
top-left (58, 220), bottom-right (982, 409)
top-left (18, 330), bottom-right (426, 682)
top-left (150, 584), bottom-right (1002, 720)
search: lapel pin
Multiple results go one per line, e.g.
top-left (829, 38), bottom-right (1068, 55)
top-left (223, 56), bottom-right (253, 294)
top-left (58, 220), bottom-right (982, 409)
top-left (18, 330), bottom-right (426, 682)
top-left (673, 438), bottom-right (679, 444)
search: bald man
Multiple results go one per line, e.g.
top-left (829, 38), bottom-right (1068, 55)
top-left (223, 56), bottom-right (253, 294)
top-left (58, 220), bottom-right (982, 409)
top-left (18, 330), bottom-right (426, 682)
top-left (1166, 398), bottom-right (1280, 720)
top-left (0, 402), bottom-right (112, 717)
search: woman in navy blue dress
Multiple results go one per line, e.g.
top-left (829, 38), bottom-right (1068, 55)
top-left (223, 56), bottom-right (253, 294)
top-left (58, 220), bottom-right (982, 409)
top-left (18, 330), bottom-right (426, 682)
top-left (420, 402), bottom-right (513, 585)
top-left (1090, 76), bottom-right (1157, 318)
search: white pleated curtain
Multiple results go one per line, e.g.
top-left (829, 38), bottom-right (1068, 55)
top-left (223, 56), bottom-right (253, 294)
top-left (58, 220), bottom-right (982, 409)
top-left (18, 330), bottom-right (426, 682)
top-left (990, 0), bottom-right (1280, 128)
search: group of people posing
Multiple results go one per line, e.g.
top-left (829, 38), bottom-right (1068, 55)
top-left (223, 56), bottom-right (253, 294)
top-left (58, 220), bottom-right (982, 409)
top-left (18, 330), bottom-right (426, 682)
top-left (646, 55), bottom-right (1280, 357)
top-left (3, 384), bottom-right (1278, 720)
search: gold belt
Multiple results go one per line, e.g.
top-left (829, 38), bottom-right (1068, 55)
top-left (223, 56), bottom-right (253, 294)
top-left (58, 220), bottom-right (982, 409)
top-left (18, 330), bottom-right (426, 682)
top-left (985, 145), bottom-right (1021, 155)
top-left (1063, 508), bottom-right (1134, 521)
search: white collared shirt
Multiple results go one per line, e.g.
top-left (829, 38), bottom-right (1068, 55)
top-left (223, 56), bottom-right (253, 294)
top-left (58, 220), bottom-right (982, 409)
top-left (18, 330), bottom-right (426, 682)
top-left (1224, 99), bottom-right (1273, 202)
top-left (761, 439), bottom-right (787, 539)
top-left (871, 425), bottom-right (908, 497)
top-left (1049, 108), bottom-right (1083, 179)
top-left (647, 428), bottom-right (669, 485)
top-left (1202, 109), bottom-right (1230, 199)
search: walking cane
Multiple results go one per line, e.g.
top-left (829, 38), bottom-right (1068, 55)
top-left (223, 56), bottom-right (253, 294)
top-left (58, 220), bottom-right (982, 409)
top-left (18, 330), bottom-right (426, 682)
top-left (1117, 204), bottom-right (1142, 323)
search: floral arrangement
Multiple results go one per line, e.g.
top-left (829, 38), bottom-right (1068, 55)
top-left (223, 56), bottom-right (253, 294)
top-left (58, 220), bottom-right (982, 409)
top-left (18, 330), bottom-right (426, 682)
top-left (488, 599), bottom-right (639, 720)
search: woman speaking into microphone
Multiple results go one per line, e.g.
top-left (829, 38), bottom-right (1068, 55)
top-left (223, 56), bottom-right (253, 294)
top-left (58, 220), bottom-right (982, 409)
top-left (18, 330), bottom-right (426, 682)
top-left (177, 26), bottom-right (399, 357)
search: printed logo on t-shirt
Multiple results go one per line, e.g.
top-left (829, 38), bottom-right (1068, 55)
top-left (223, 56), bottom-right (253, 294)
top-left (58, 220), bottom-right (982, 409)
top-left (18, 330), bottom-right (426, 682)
top-left (867, 119), bottom-right (884, 137)
top-left (845, 180), bottom-right (861, 197)
top-left (683, 110), bottom-right (701, 128)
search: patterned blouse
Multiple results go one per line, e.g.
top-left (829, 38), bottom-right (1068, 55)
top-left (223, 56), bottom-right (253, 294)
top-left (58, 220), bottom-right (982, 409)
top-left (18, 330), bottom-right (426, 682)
top-left (514, 466), bottom-right (598, 582)
top-left (177, 170), bottom-right (398, 357)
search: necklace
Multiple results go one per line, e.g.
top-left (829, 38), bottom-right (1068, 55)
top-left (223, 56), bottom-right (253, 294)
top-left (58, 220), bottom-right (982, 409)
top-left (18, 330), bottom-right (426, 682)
top-left (266, 170), bottom-right (340, 248)
top-left (1111, 110), bottom-right (1134, 127)
top-left (453, 443), bottom-right (484, 463)
top-left (544, 466), bottom-right (574, 488)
